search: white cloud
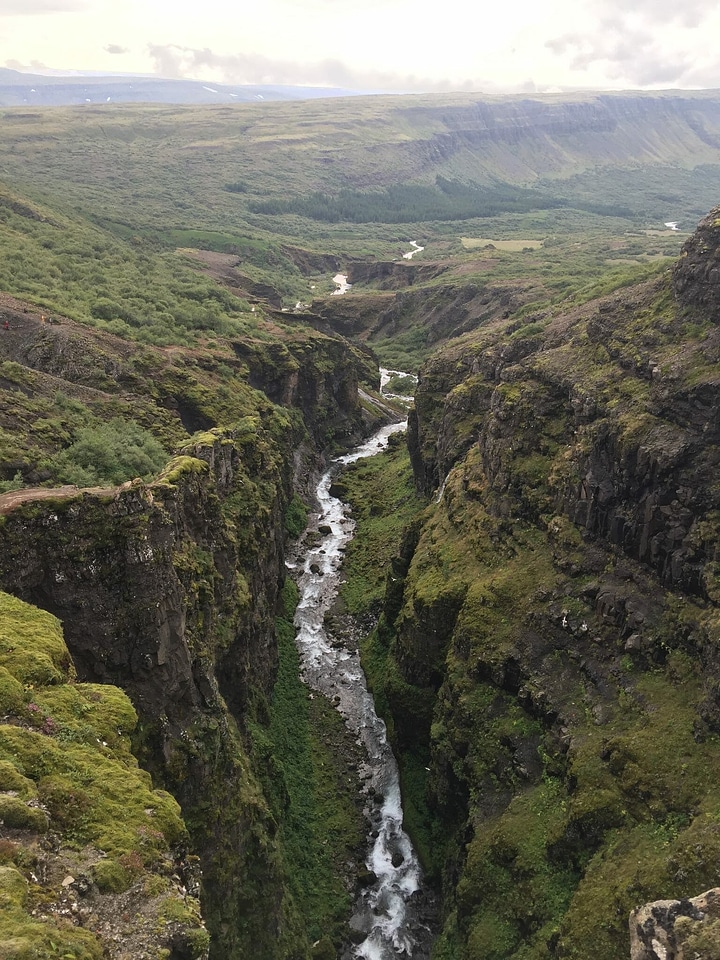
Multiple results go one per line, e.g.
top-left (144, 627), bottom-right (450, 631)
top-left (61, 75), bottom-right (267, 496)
top-left (545, 0), bottom-right (720, 89)
top-left (146, 43), bottom-right (452, 92)
top-left (589, 0), bottom-right (718, 28)
top-left (1, 0), bottom-right (719, 92)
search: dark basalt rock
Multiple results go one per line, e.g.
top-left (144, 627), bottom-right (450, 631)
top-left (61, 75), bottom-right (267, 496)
top-left (673, 206), bottom-right (720, 321)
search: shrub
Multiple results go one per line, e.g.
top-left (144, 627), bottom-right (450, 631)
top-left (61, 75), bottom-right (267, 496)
top-left (49, 418), bottom-right (168, 486)
top-left (0, 472), bottom-right (22, 494)
top-left (284, 494), bottom-right (308, 539)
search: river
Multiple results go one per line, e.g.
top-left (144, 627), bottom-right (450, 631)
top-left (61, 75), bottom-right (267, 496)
top-left (402, 241), bottom-right (424, 260)
top-left (287, 419), bottom-right (433, 959)
top-left (330, 243), bottom-right (425, 297)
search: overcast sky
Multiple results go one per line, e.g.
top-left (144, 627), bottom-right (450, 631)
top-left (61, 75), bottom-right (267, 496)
top-left (2, 0), bottom-right (720, 93)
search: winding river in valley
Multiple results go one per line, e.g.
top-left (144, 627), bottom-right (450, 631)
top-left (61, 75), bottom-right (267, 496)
top-left (287, 414), bottom-right (433, 959)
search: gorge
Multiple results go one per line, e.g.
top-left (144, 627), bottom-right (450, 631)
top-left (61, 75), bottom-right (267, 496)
top-left (289, 420), bottom-right (430, 960)
top-left (2, 89), bottom-right (720, 960)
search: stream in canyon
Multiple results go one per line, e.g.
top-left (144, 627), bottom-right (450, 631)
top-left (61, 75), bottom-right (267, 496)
top-left (287, 416), bottom-right (433, 959)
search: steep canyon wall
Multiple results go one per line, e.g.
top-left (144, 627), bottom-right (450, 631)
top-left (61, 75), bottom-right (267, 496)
top-left (0, 309), bottom-right (382, 958)
top-left (376, 209), bottom-right (720, 960)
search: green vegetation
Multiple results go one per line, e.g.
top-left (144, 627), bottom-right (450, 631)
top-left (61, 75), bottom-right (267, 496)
top-left (250, 178), bottom-right (570, 223)
top-left (332, 433), bottom-right (424, 617)
top-left (372, 467), bottom-right (720, 958)
top-left (0, 593), bottom-right (185, 858)
top-left (461, 237), bottom-right (544, 251)
top-left (284, 493), bottom-right (309, 538)
top-left (383, 373), bottom-right (417, 396)
top-left (0, 860), bottom-right (103, 960)
top-left (0, 93), bottom-right (704, 334)
top-left (0, 591), bottom-right (204, 958)
top-left (251, 579), bottom-right (365, 946)
top-left (0, 89), bottom-right (719, 960)
top-left (0, 194), bottom-right (261, 347)
top-left (48, 418), bottom-right (168, 486)
top-left (365, 242), bottom-right (720, 960)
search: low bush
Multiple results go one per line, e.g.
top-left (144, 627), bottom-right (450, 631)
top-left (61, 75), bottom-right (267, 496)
top-left (48, 418), bottom-right (168, 486)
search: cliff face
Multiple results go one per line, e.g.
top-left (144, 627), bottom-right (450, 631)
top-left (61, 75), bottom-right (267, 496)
top-left (0, 420), bottom-right (303, 958)
top-left (0, 424), bottom-right (291, 724)
top-left (388, 92), bottom-right (720, 186)
top-left (673, 210), bottom-right (720, 320)
top-left (231, 333), bottom-right (379, 450)
top-left (377, 208), bottom-right (720, 960)
top-left (0, 299), bottom-right (388, 957)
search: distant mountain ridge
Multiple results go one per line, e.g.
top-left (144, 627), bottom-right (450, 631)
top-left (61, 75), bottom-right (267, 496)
top-left (0, 67), bottom-right (361, 105)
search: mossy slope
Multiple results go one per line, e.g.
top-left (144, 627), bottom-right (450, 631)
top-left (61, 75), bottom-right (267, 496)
top-left (0, 590), bottom-right (207, 960)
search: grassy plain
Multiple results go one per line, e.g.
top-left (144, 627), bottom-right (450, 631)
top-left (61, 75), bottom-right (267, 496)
top-left (461, 238), bottom-right (545, 251)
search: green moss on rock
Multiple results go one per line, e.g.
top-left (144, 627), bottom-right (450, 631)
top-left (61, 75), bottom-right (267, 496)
top-left (676, 915), bottom-right (720, 960)
top-left (0, 865), bottom-right (28, 908)
top-left (0, 864), bottom-right (103, 959)
top-left (0, 667), bottom-right (26, 716)
top-left (91, 858), bottom-right (133, 894)
top-left (155, 454), bottom-right (209, 486)
top-left (0, 594), bottom-right (72, 685)
top-left (0, 591), bottom-right (205, 957)
top-left (0, 761), bottom-right (36, 799)
top-left (0, 795), bottom-right (48, 832)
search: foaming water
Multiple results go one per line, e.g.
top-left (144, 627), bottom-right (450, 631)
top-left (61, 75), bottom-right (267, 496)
top-left (288, 421), bottom-right (430, 959)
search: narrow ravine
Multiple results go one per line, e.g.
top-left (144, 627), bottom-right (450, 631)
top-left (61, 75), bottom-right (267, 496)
top-left (287, 421), bottom-right (434, 959)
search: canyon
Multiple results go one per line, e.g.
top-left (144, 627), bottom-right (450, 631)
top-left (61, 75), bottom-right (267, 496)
top-left (2, 89), bottom-right (720, 960)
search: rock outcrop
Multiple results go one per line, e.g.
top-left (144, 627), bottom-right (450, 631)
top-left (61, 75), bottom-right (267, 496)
top-left (630, 889), bottom-right (720, 960)
top-left (0, 424), bottom-right (301, 959)
top-left (0, 297), bottom-right (391, 958)
top-left (673, 209), bottom-right (720, 321)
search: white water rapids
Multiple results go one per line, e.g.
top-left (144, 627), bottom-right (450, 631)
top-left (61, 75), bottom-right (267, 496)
top-left (287, 421), bottom-right (428, 959)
